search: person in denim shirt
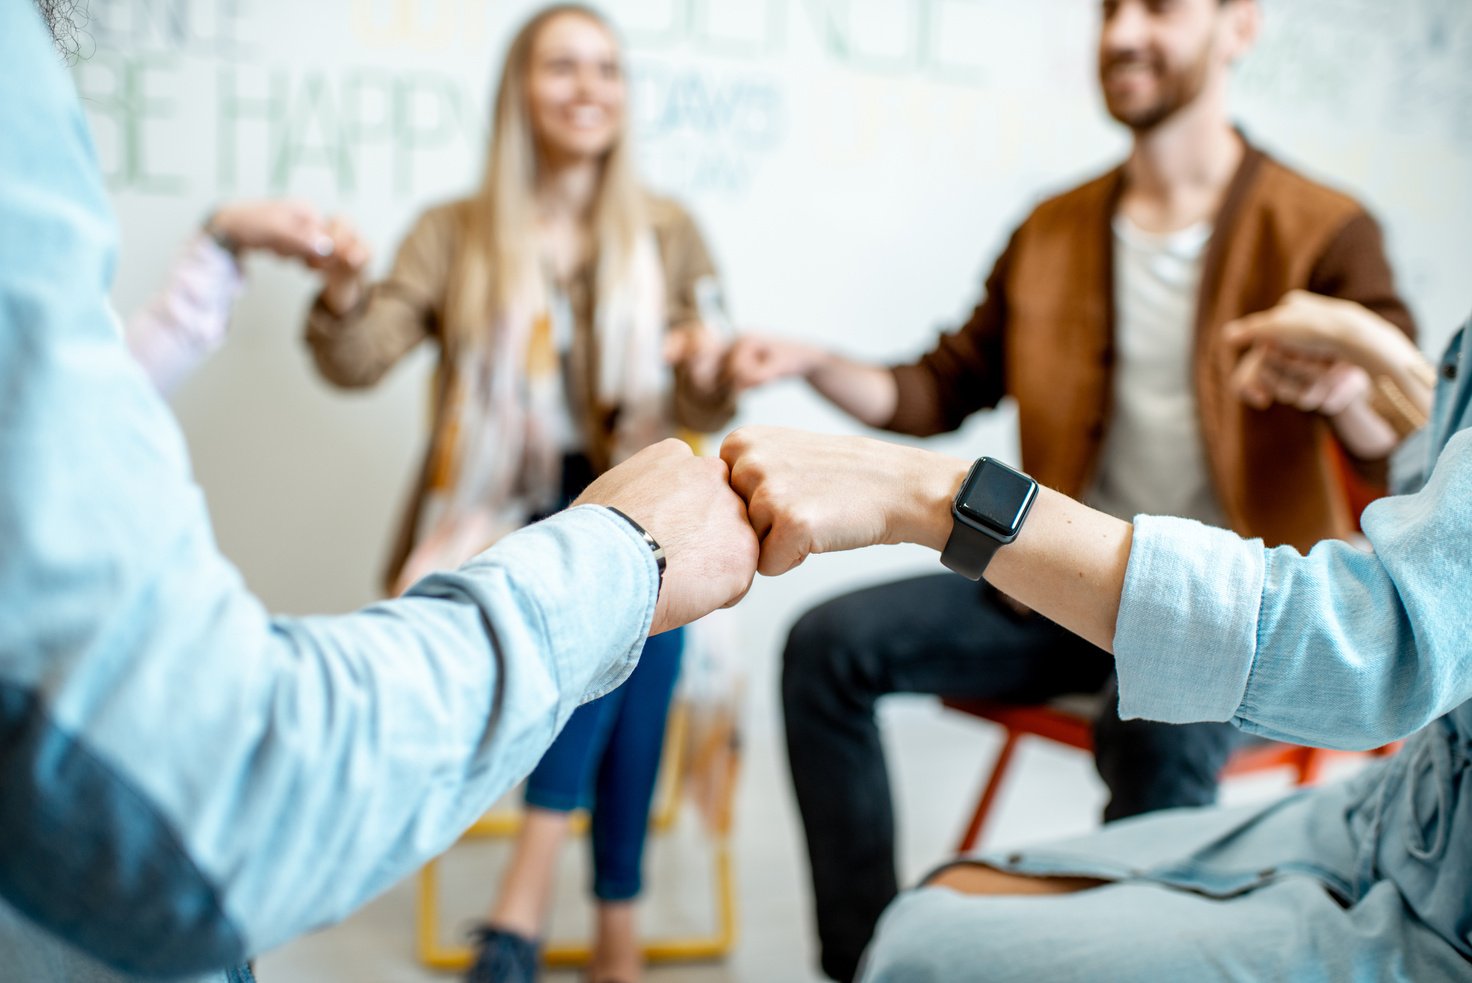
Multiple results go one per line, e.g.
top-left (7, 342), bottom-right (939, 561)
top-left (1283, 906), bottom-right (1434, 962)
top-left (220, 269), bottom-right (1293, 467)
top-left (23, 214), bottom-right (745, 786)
top-left (720, 306), bottom-right (1471, 979)
top-left (0, 6), bottom-right (756, 981)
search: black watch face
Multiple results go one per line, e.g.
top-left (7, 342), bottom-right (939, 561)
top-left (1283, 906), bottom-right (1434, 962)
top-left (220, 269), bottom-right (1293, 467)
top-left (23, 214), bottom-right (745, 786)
top-left (957, 459), bottom-right (1037, 535)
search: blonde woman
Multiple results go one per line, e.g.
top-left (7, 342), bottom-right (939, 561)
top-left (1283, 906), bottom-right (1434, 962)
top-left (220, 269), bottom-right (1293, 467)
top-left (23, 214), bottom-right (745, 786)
top-left (304, 7), bottom-right (733, 981)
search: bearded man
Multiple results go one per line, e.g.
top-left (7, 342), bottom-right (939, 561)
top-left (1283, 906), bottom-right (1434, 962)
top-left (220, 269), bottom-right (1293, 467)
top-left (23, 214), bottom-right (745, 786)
top-left (722, 1), bottom-right (1417, 979)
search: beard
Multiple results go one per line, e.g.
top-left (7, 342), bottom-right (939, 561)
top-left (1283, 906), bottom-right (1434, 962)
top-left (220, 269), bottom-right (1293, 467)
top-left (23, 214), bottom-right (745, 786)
top-left (1098, 43), bottom-right (1213, 132)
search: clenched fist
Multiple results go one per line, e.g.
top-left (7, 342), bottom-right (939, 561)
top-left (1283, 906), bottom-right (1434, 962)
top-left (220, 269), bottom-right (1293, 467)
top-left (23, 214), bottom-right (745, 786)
top-left (720, 426), bottom-right (966, 576)
top-left (576, 439), bottom-right (759, 634)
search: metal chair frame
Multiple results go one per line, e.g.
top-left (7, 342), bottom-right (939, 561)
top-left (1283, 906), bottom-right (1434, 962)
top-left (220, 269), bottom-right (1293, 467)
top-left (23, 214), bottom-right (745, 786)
top-left (415, 700), bottom-right (737, 971)
top-left (941, 697), bottom-right (1399, 853)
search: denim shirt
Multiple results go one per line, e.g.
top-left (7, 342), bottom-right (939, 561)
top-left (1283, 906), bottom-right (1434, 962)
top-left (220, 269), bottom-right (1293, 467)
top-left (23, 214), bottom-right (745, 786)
top-left (1114, 323), bottom-right (1472, 958)
top-left (0, 6), bottom-right (655, 979)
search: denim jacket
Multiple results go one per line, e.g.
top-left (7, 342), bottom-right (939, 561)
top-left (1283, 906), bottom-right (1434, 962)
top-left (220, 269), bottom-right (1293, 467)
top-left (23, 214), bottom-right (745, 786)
top-left (1114, 322), bottom-right (1472, 958)
top-left (0, 6), bottom-right (656, 978)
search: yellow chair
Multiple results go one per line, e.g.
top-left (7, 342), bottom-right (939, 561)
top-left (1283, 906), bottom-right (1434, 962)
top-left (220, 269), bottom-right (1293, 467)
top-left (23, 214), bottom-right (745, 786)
top-left (415, 698), bottom-right (740, 971)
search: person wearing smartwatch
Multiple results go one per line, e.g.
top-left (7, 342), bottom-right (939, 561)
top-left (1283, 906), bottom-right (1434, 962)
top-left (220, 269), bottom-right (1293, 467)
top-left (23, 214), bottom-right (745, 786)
top-left (718, 304), bottom-right (1469, 980)
top-left (719, 1), bottom-right (1416, 977)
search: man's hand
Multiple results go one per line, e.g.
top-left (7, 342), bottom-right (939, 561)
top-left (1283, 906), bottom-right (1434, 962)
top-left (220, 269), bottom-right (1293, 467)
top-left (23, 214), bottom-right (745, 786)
top-left (575, 439), bottom-right (758, 635)
top-left (720, 426), bottom-right (966, 576)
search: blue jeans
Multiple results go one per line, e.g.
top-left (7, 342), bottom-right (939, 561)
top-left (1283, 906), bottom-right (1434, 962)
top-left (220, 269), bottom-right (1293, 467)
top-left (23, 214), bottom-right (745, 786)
top-left (782, 574), bottom-right (1241, 982)
top-left (523, 628), bottom-right (684, 901)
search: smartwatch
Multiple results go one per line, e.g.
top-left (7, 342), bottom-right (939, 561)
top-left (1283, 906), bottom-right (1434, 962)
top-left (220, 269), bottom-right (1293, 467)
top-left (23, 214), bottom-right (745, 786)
top-left (940, 457), bottom-right (1038, 580)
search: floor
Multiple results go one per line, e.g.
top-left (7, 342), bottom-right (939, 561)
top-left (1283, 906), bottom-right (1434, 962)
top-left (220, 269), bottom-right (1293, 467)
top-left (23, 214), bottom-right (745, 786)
top-left (256, 664), bottom-right (1347, 983)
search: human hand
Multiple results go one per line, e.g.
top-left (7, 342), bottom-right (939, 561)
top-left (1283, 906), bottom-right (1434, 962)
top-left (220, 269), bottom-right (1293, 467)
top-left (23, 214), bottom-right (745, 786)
top-left (207, 199), bottom-right (335, 264)
top-left (1223, 289), bottom-right (1426, 379)
top-left (720, 426), bottom-right (966, 576)
top-left (1230, 344), bottom-right (1371, 415)
top-left (316, 215), bottom-right (374, 314)
top-left (665, 320), bottom-right (729, 394)
top-left (1225, 291), bottom-right (1394, 414)
top-left (721, 334), bottom-right (827, 393)
top-left (575, 439), bottom-right (759, 635)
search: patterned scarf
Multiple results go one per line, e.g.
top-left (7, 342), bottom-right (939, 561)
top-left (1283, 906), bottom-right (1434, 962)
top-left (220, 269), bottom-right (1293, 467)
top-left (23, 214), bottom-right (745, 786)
top-left (395, 231), bottom-right (669, 592)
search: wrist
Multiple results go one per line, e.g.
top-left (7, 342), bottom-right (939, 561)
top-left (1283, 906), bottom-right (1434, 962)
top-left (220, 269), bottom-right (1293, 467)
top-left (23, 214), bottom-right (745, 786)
top-left (605, 506), bottom-right (666, 598)
top-left (897, 450), bottom-right (968, 551)
top-left (203, 209), bottom-right (242, 257)
top-left (799, 344), bottom-right (835, 382)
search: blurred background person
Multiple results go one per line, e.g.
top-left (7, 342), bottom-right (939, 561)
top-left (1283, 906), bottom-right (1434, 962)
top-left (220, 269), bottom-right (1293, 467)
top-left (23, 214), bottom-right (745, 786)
top-left (721, 0), bottom-right (1418, 977)
top-left (126, 199), bottom-right (347, 393)
top-left (301, 6), bottom-right (735, 982)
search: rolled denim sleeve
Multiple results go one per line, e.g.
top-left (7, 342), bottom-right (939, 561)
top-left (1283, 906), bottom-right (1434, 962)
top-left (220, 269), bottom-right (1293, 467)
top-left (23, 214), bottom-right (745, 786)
top-left (1112, 517), bottom-right (1265, 725)
top-left (1115, 429), bottom-right (1472, 751)
top-left (0, 7), bottom-right (657, 977)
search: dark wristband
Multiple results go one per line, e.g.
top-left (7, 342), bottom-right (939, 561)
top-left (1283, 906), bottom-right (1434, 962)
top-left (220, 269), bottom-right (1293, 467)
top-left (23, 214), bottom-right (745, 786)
top-left (606, 507), bottom-right (667, 597)
top-left (203, 210), bottom-right (241, 256)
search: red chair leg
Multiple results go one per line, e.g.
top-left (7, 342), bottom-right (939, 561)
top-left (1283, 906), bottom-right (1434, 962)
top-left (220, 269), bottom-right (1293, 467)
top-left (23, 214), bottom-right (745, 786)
top-left (955, 731), bottom-right (1022, 854)
top-left (1293, 746), bottom-right (1327, 785)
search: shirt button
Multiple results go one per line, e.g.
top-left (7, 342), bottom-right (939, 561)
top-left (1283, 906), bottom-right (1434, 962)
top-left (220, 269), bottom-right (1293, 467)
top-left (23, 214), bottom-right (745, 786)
top-left (1442, 362), bottom-right (1458, 381)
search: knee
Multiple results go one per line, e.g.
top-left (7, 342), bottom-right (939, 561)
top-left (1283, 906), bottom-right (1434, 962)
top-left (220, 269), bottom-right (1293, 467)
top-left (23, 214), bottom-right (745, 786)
top-left (859, 891), bottom-right (971, 983)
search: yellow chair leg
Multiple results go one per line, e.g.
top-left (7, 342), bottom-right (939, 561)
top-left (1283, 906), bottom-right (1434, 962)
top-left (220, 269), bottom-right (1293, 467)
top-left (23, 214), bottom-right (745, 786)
top-left (416, 835), bottom-right (736, 970)
top-left (415, 700), bottom-right (736, 971)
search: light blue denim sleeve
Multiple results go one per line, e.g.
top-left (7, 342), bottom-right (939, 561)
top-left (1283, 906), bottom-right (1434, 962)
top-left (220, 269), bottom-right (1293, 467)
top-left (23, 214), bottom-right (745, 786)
top-left (0, 6), bottom-right (655, 978)
top-left (1115, 429), bottom-right (1472, 751)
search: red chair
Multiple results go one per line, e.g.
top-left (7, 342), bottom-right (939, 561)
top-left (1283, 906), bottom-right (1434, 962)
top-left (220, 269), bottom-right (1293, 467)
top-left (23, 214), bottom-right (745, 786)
top-left (942, 697), bottom-right (1400, 853)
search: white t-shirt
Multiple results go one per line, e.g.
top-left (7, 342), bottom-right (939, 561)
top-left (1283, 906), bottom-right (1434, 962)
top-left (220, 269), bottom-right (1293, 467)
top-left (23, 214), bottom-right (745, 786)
top-left (1086, 215), bottom-right (1229, 526)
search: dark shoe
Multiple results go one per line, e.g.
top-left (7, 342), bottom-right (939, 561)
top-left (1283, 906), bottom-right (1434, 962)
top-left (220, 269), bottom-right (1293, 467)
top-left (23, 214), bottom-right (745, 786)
top-left (464, 924), bottom-right (540, 983)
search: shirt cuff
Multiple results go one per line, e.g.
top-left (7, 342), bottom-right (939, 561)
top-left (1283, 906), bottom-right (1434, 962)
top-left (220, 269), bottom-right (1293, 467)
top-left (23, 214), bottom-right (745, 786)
top-left (1113, 515), bottom-right (1265, 724)
top-left (459, 504), bottom-right (660, 704)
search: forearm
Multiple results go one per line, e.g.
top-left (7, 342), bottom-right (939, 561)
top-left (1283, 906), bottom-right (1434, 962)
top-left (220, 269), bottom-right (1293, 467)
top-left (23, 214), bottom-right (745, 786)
top-left (898, 446), bottom-right (1454, 747)
top-left (303, 287), bottom-right (425, 388)
top-left (899, 456), bottom-right (1131, 651)
top-left (125, 233), bottom-right (243, 393)
top-left (1327, 396), bottom-right (1401, 460)
top-left (7, 506), bottom-right (657, 976)
top-left (807, 351), bottom-right (899, 428)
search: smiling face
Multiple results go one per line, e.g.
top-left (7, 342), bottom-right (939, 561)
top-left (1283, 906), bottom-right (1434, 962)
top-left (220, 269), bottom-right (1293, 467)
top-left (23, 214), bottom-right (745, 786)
top-left (1097, 0), bottom-right (1248, 132)
top-left (524, 11), bottom-right (626, 167)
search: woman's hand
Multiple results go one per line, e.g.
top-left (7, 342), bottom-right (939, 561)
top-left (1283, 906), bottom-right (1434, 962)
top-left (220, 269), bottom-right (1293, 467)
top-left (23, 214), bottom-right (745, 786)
top-left (665, 320), bottom-right (729, 395)
top-left (316, 216), bottom-right (374, 315)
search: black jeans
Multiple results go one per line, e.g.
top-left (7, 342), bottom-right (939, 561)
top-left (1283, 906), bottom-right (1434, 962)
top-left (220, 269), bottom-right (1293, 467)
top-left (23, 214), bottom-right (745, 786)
top-left (781, 573), bottom-right (1240, 982)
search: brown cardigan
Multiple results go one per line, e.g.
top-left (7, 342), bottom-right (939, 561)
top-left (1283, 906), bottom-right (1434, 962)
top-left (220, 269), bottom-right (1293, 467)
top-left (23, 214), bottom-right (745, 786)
top-left (888, 141), bottom-right (1415, 552)
top-left (305, 192), bottom-right (736, 589)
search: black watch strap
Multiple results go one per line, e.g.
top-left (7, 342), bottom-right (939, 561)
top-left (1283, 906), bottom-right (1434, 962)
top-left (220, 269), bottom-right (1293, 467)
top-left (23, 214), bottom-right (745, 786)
top-left (606, 507), bottom-right (667, 596)
top-left (940, 522), bottom-right (1003, 581)
top-left (940, 457), bottom-right (1037, 581)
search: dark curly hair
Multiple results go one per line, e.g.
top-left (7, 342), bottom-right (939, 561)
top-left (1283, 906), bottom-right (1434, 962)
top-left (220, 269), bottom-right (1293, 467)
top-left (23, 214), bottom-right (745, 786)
top-left (37, 0), bottom-right (91, 61)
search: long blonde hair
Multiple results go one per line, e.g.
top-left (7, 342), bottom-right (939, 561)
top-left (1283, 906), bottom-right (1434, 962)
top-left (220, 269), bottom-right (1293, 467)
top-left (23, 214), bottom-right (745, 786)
top-left (451, 4), bottom-right (646, 338)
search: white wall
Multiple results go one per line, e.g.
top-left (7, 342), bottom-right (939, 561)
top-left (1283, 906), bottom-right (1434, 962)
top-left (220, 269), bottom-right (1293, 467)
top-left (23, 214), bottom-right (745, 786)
top-left (79, 0), bottom-right (1472, 680)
